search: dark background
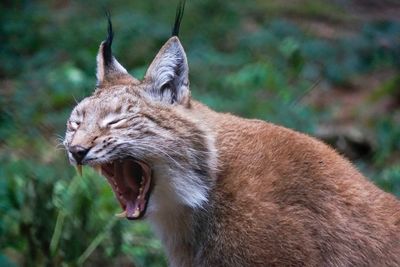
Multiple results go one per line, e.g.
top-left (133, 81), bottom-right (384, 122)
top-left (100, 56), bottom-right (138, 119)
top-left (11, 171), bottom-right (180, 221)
top-left (1, 0), bottom-right (399, 266)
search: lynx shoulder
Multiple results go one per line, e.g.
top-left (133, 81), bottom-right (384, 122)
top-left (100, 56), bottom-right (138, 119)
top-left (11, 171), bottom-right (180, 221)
top-left (64, 4), bottom-right (400, 267)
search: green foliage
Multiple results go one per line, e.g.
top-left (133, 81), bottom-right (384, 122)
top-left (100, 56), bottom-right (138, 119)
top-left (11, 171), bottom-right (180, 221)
top-left (374, 166), bottom-right (400, 197)
top-left (0, 159), bottom-right (165, 266)
top-left (373, 118), bottom-right (400, 166)
top-left (1, 0), bottom-right (399, 266)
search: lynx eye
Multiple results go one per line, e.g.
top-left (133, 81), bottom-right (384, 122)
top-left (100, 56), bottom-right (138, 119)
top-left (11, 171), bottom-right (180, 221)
top-left (68, 121), bottom-right (80, 131)
top-left (106, 118), bottom-right (127, 128)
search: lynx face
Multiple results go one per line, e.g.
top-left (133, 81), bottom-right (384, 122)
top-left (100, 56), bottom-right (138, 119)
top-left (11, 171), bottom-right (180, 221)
top-left (66, 86), bottom-right (151, 219)
top-left (64, 22), bottom-right (215, 220)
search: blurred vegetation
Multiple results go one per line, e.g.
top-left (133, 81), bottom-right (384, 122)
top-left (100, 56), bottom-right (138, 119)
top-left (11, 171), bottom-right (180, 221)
top-left (1, 0), bottom-right (399, 266)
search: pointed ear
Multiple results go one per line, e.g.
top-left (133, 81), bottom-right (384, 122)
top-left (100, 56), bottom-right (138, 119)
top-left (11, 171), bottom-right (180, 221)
top-left (144, 36), bottom-right (190, 106)
top-left (96, 17), bottom-right (138, 87)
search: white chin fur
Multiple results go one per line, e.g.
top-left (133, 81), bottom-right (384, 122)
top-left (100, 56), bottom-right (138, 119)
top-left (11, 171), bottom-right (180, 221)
top-left (147, 165), bottom-right (209, 215)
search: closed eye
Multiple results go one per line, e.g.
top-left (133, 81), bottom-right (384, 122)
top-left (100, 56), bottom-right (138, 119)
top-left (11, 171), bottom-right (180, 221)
top-left (107, 118), bottom-right (127, 128)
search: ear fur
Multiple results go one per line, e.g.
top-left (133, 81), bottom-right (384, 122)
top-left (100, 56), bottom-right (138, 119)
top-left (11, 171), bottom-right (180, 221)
top-left (144, 36), bottom-right (190, 106)
top-left (96, 15), bottom-right (138, 87)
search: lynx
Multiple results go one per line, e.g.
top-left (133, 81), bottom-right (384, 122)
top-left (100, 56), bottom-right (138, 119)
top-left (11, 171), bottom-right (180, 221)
top-left (64, 3), bottom-right (400, 267)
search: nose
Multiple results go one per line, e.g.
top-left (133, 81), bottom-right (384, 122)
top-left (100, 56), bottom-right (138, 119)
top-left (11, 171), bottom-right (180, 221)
top-left (69, 145), bottom-right (90, 164)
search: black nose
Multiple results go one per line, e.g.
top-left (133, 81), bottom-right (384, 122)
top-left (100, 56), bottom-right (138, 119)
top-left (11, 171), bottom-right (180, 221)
top-left (69, 145), bottom-right (90, 164)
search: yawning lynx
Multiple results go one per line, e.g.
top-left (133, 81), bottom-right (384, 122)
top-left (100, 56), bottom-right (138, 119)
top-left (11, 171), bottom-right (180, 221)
top-left (64, 4), bottom-right (400, 267)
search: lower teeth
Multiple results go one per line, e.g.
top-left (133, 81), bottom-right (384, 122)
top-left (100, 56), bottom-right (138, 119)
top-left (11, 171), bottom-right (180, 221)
top-left (131, 208), bottom-right (140, 218)
top-left (115, 207), bottom-right (141, 219)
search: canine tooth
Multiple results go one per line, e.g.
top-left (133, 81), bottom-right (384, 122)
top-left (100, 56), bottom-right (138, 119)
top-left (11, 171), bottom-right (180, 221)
top-left (76, 165), bottom-right (82, 176)
top-left (131, 208), bottom-right (140, 218)
top-left (115, 211), bottom-right (127, 218)
top-left (94, 165), bottom-right (102, 175)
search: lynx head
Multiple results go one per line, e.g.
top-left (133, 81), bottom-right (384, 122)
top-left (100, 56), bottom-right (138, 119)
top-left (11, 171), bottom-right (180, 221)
top-left (64, 6), bottom-right (215, 220)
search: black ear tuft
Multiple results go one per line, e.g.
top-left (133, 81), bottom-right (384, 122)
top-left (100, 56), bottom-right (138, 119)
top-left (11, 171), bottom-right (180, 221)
top-left (96, 11), bottom-right (139, 86)
top-left (171, 0), bottom-right (186, 37)
top-left (103, 11), bottom-right (114, 66)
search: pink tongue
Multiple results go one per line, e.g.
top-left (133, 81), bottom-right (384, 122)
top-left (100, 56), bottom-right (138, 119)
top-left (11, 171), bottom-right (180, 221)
top-left (122, 160), bottom-right (142, 219)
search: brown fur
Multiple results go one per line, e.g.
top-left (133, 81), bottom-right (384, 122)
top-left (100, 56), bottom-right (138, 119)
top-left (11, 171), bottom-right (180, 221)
top-left (161, 102), bottom-right (400, 267)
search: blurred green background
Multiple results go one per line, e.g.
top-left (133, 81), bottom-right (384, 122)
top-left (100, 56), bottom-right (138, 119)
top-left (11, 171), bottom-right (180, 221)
top-left (1, 0), bottom-right (399, 266)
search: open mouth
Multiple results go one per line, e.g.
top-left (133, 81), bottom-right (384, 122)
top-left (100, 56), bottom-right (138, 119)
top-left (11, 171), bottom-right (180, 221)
top-left (91, 158), bottom-right (152, 220)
